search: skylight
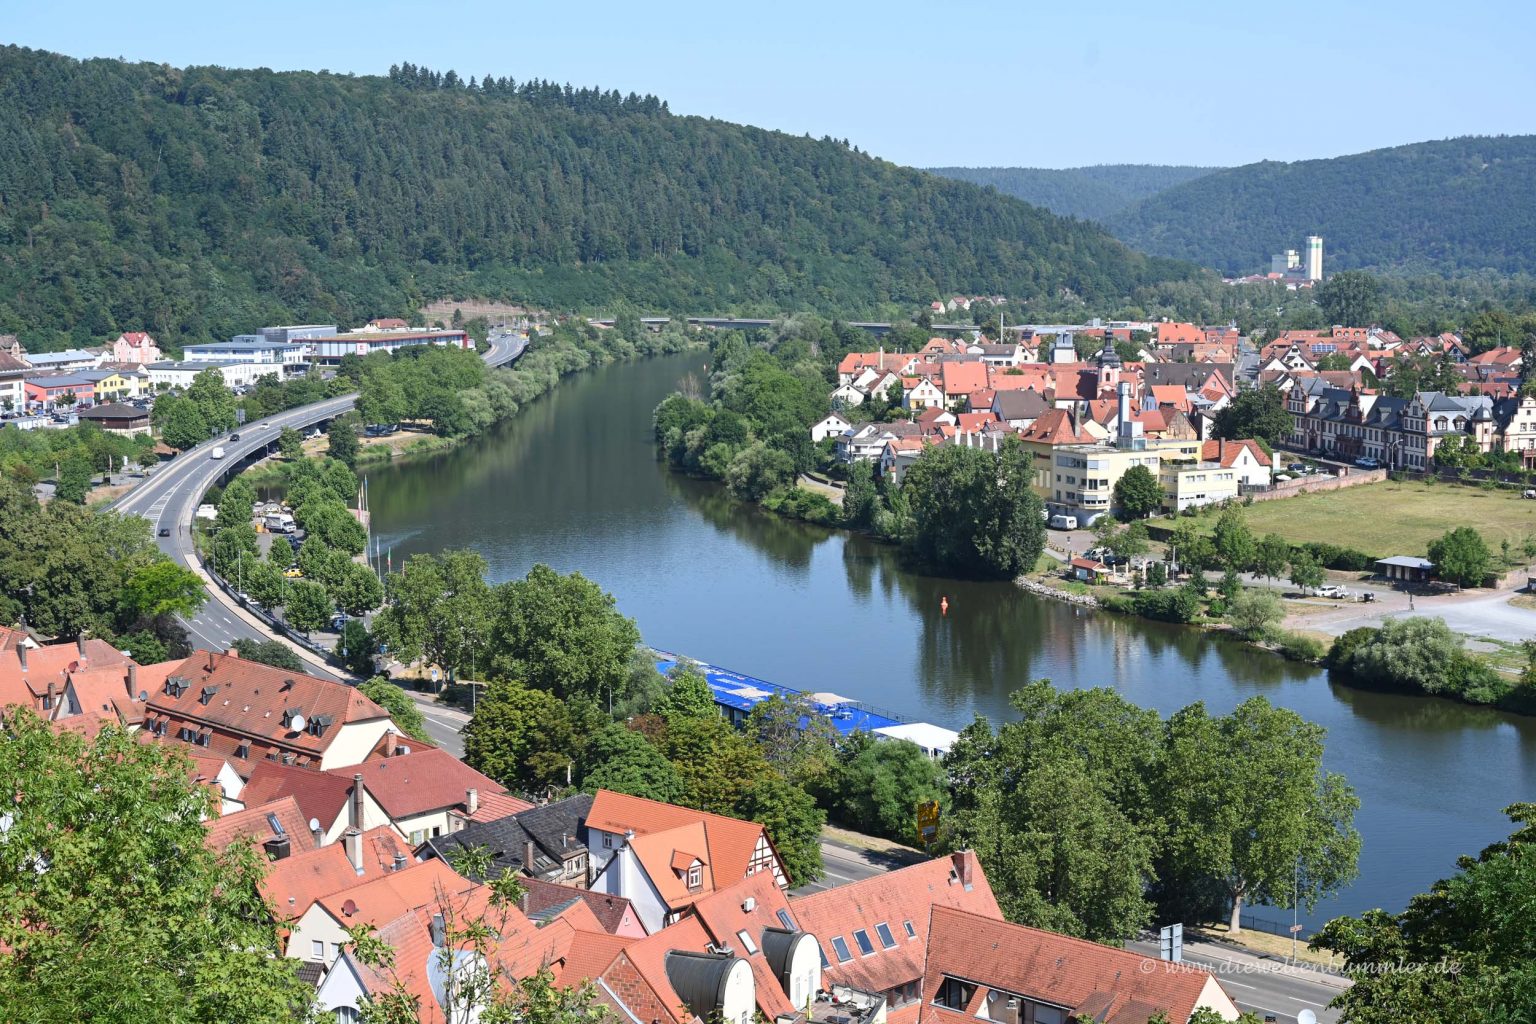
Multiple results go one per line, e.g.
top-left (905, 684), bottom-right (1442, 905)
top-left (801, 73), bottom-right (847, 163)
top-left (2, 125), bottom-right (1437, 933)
top-left (736, 930), bottom-right (758, 955)
top-left (831, 937), bottom-right (852, 963)
top-left (853, 929), bottom-right (874, 955)
top-left (903, 920), bottom-right (916, 939)
top-left (776, 908), bottom-right (795, 930)
top-left (875, 923), bottom-right (896, 948)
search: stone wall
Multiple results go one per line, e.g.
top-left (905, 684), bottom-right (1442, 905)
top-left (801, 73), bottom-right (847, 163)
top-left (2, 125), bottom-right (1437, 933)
top-left (1247, 468), bottom-right (1386, 502)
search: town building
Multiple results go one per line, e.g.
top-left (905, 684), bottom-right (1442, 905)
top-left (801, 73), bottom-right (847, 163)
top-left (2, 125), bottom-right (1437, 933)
top-left (76, 401), bottom-right (152, 436)
top-left (23, 348), bottom-right (102, 372)
top-left (23, 372), bottom-right (98, 409)
top-left (147, 360), bottom-right (274, 390)
top-left (305, 328), bottom-right (472, 364)
top-left (0, 348), bottom-right (29, 412)
top-left (183, 340), bottom-right (310, 370)
top-left (421, 792), bottom-right (597, 887)
top-left (109, 332), bottom-right (163, 364)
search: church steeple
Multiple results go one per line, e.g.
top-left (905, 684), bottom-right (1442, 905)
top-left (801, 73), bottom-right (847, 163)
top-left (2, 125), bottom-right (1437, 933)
top-left (1096, 336), bottom-right (1121, 393)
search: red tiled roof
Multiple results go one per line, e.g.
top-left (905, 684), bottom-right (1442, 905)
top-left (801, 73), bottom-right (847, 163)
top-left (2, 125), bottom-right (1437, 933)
top-left (561, 930), bottom-right (639, 983)
top-left (143, 651), bottom-right (389, 761)
top-left (920, 905), bottom-right (1233, 1024)
top-left (1017, 409), bottom-right (1094, 446)
top-left (0, 639), bottom-right (133, 711)
top-left (328, 746), bottom-right (528, 822)
top-left (601, 917), bottom-right (713, 1024)
top-left (629, 822), bottom-right (715, 910)
top-left (1201, 439), bottom-right (1269, 468)
top-left (521, 877), bottom-right (640, 936)
top-left (260, 826), bottom-right (411, 921)
top-left (243, 759), bottom-right (358, 831)
top-left (939, 361), bottom-right (988, 398)
top-left (687, 872), bottom-right (804, 1021)
top-left (792, 851), bottom-right (999, 998)
top-left (315, 858), bottom-right (474, 933)
top-left (587, 790), bottom-right (776, 886)
top-left (206, 796), bottom-right (318, 856)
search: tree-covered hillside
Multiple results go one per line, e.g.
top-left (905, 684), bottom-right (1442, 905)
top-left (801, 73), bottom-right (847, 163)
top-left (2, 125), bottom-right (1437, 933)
top-left (1106, 136), bottom-right (1536, 276)
top-left (925, 165), bottom-right (1217, 222)
top-left (0, 47), bottom-right (1201, 350)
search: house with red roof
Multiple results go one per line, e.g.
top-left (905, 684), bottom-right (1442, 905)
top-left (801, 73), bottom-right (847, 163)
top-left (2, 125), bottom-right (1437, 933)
top-left (0, 637), bottom-right (137, 722)
top-left (937, 361), bottom-right (988, 405)
top-left (109, 331), bottom-right (162, 364)
top-left (259, 824), bottom-right (413, 925)
top-left (328, 745), bottom-right (530, 847)
top-left (920, 905), bottom-right (1239, 1023)
top-left (206, 795), bottom-right (319, 858)
top-left (287, 857), bottom-right (477, 970)
top-left (1201, 439), bottom-right (1274, 487)
top-left (139, 649), bottom-right (396, 774)
top-left (902, 376), bottom-right (945, 411)
top-left (586, 790), bottom-right (788, 933)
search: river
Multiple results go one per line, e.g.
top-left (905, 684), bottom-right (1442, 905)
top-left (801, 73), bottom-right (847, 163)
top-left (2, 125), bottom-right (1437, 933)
top-left (369, 350), bottom-right (1536, 929)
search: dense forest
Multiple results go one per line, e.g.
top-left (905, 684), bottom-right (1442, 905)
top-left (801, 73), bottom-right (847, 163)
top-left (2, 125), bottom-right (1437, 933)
top-left (924, 164), bottom-right (1216, 222)
top-left (0, 47), bottom-right (1205, 350)
top-left (1106, 135), bottom-right (1536, 276)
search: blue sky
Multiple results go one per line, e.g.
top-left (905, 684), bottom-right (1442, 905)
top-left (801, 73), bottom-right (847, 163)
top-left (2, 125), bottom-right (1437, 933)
top-left (8, 0), bottom-right (1534, 169)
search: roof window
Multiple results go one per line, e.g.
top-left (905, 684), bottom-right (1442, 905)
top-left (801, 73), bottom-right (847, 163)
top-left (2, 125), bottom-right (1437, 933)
top-left (736, 930), bottom-right (758, 955)
top-left (875, 923), bottom-right (896, 949)
top-left (853, 930), bottom-right (874, 956)
top-left (830, 937), bottom-right (852, 963)
top-left (775, 908), bottom-right (795, 930)
top-left (903, 920), bottom-right (916, 939)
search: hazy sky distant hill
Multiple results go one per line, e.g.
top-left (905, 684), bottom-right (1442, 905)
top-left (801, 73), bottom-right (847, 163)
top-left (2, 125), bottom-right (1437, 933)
top-left (924, 166), bottom-right (1219, 223)
top-left (1104, 136), bottom-right (1536, 277)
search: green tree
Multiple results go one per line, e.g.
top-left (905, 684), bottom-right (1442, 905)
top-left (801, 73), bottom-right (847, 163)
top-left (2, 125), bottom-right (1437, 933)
top-left (244, 558), bottom-right (286, 610)
top-left (463, 681), bottom-right (584, 793)
top-left (120, 560), bottom-right (207, 622)
top-left (1289, 550), bottom-right (1326, 593)
top-left (903, 436), bottom-right (1045, 579)
top-left (186, 368), bottom-right (237, 434)
top-left (1212, 385), bottom-right (1294, 448)
top-left (330, 560), bottom-right (385, 615)
top-left (1212, 507), bottom-right (1256, 570)
top-left (1251, 532), bottom-right (1291, 582)
top-left (0, 711), bottom-right (312, 1024)
top-left (833, 739), bottom-right (949, 845)
top-left (216, 475), bottom-right (256, 531)
top-left (743, 693), bottom-right (841, 796)
top-left (277, 426), bottom-right (304, 461)
top-left (579, 723), bottom-right (688, 803)
top-left (1226, 588), bottom-right (1284, 640)
top-left (725, 441), bottom-right (795, 501)
top-left (1314, 804), bottom-right (1536, 1024)
top-left (1114, 520), bottom-right (1150, 559)
top-left (652, 668), bottom-right (718, 722)
top-left (1428, 526), bottom-right (1492, 588)
top-left (373, 549), bottom-right (494, 683)
top-left (53, 454), bottom-right (94, 504)
top-left (326, 417), bottom-right (360, 469)
top-left (489, 564), bottom-right (642, 706)
top-left (1112, 464), bottom-right (1163, 519)
top-left (338, 618), bottom-right (379, 677)
top-left (1168, 520), bottom-right (1217, 574)
top-left (1319, 270), bottom-right (1382, 327)
top-left (284, 578), bottom-right (332, 634)
top-left (841, 458), bottom-right (877, 530)
top-left (230, 637), bottom-right (305, 671)
top-left (357, 676), bottom-right (430, 742)
top-left (1160, 699), bottom-right (1360, 934)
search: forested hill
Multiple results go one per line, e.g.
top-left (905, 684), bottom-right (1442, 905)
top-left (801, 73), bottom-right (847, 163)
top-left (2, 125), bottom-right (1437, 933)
top-left (1105, 136), bottom-right (1536, 276)
top-left (924, 165), bottom-right (1217, 222)
top-left (0, 48), bottom-right (1200, 349)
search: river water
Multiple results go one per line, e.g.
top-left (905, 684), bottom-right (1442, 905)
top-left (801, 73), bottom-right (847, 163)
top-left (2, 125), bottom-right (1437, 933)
top-left (369, 350), bottom-right (1536, 928)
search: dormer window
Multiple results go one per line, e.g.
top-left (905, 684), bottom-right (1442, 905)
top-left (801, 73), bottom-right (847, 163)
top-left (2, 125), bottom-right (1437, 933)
top-left (198, 686), bottom-right (217, 706)
top-left (687, 864), bottom-right (701, 889)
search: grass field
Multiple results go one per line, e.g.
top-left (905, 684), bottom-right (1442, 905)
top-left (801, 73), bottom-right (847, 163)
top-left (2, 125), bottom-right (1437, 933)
top-left (1191, 480), bottom-right (1536, 558)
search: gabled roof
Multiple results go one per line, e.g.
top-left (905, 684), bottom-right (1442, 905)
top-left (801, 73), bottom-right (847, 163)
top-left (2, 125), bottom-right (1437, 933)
top-left (421, 792), bottom-right (593, 880)
top-left (206, 796), bottom-right (318, 856)
top-left (1200, 439), bottom-right (1269, 467)
top-left (921, 905), bottom-right (1232, 1024)
top-left (1016, 409), bottom-right (1095, 446)
top-left (328, 746), bottom-right (526, 822)
top-left (629, 822), bottom-right (715, 909)
top-left (0, 639), bottom-right (134, 710)
top-left (686, 872), bottom-right (803, 1021)
top-left (260, 826), bottom-right (412, 921)
top-left (587, 790), bottom-right (774, 885)
top-left (243, 759), bottom-right (359, 830)
top-left (938, 361), bottom-right (988, 397)
top-left (991, 390), bottom-right (1049, 420)
top-left (315, 858), bottom-right (475, 933)
top-left (601, 917), bottom-right (714, 1024)
top-left (792, 851), bottom-right (999, 998)
top-left (521, 877), bottom-right (638, 935)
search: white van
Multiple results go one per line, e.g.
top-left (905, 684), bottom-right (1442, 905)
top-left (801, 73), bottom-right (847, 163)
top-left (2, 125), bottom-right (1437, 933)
top-left (211, 446), bottom-right (226, 460)
top-left (1049, 514), bottom-right (1078, 530)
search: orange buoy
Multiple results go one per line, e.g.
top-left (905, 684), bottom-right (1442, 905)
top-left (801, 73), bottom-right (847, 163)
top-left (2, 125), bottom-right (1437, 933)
top-left (940, 595), bottom-right (949, 616)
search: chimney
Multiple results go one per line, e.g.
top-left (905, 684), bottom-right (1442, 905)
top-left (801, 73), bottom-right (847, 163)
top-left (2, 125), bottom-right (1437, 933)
top-left (351, 774), bottom-right (364, 829)
top-left (466, 788), bottom-right (479, 817)
top-left (1218, 438), bottom-right (1227, 464)
top-left (951, 851), bottom-right (974, 891)
top-left (17, 645), bottom-right (26, 672)
top-left (523, 840), bottom-right (536, 873)
top-left (77, 635), bottom-right (87, 659)
top-left (392, 852), bottom-right (408, 872)
top-left (383, 731), bottom-right (398, 757)
top-left (311, 820), bottom-right (325, 847)
top-left (343, 829), bottom-right (363, 875)
top-left (205, 650), bottom-right (216, 673)
top-left (44, 681), bottom-right (56, 712)
top-left (226, 648), bottom-right (240, 659)
top-left (127, 662), bottom-right (137, 697)
top-left (429, 913), bottom-right (445, 947)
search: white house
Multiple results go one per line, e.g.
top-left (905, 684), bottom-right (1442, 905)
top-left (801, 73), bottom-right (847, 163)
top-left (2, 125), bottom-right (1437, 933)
top-left (147, 361), bottom-right (274, 390)
top-left (183, 340), bottom-right (309, 368)
top-left (1200, 439), bottom-right (1274, 487)
top-left (830, 382), bottom-right (866, 408)
top-left (810, 412), bottom-right (853, 443)
top-left (902, 376), bottom-right (944, 411)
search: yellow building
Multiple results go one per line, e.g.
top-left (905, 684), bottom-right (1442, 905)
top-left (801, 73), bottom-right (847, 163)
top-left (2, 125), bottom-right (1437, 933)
top-left (87, 369), bottom-right (148, 402)
top-left (1044, 435), bottom-right (1233, 522)
top-left (1158, 458), bottom-right (1240, 512)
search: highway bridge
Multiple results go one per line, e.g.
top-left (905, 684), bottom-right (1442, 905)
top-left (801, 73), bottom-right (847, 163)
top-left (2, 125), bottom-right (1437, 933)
top-left (110, 329), bottom-right (529, 678)
top-left (586, 316), bottom-right (982, 335)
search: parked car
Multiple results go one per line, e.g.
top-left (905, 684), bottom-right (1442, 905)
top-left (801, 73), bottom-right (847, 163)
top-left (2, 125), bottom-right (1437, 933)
top-left (1315, 585), bottom-right (1348, 599)
top-left (1354, 456), bottom-right (1380, 469)
top-left (1287, 462), bottom-right (1307, 473)
top-left (1523, 489), bottom-right (1536, 499)
top-left (1048, 514), bottom-right (1079, 530)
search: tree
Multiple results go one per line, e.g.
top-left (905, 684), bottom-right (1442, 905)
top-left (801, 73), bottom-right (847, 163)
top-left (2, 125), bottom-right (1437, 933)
top-left (1159, 699), bottom-right (1360, 934)
top-left (187, 368), bottom-right (237, 434)
top-left (1428, 526), bottom-right (1492, 588)
top-left (725, 441), bottom-right (795, 501)
top-left (1212, 385), bottom-right (1294, 448)
top-left (1226, 588), bottom-right (1284, 640)
top-left (652, 668), bottom-right (717, 722)
top-left (331, 560), bottom-right (385, 615)
top-left (53, 454), bottom-right (95, 504)
top-left (903, 437), bottom-right (1045, 579)
top-left (244, 558), bottom-right (286, 609)
top-left (120, 560), bottom-right (207, 622)
top-left (1288, 550), bottom-right (1326, 593)
top-left (489, 564), bottom-right (642, 706)
top-left (1212, 507), bottom-right (1256, 570)
top-left (284, 578), bottom-right (333, 633)
top-left (463, 681), bottom-right (584, 793)
top-left (1319, 270), bottom-right (1382, 328)
top-left (1113, 521), bottom-right (1150, 559)
top-left (326, 416), bottom-right (360, 469)
top-left (338, 618), bottom-right (379, 676)
top-left (1314, 804), bottom-right (1536, 1024)
top-left (743, 693), bottom-right (840, 796)
top-left (373, 550), bottom-right (494, 683)
top-left (1168, 519), bottom-right (1217, 574)
top-left (1251, 532), bottom-right (1291, 582)
top-left (357, 676), bottom-right (430, 742)
top-left (832, 739), bottom-right (948, 844)
top-left (579, 724), bottom-right (688, 803)
top-left (0, 711), bottom-right (312, 1023)
top-left (1112, 465), bottom-right (1163, 519)
top-left (216, 475), bottom-right (256, 531)
top-left (277, 426), bottom-right (304, 461)
top-left (841, 458), bottom-right (877, 530)
top-left (230, 637), bottom-right (305, 671)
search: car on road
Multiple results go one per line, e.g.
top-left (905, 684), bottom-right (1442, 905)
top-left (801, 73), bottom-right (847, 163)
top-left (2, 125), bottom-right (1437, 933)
top-left (157, 527), bottom-right (170, 537)
top-left (210, 446), bottom-right (226, 460)
top-left (1354, 456), bottom-right (1380, 469)
top-left (229, 433), bottom-right (240, 442)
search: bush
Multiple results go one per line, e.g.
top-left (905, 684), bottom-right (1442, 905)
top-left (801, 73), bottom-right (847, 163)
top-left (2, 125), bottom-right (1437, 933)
top-left (1227, 588), bottom-right (1284, 640)
top-left (1274, 631), bottom-right (1326, 663)
top-left (1299, 542), bottom-right (1374, 571)
top-left (1328, 617), bottom-right (1508, 705)
top-left (1132, 587), bottom-right (1201, 623)
top-left (762, 486), bottom-right (841, 527)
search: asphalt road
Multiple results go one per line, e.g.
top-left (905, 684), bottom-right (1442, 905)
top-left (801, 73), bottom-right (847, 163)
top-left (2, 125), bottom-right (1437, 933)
top-left (1126, 938), bottom-right (1346, 1024)
top-left (110, 331), bottom-right (529, 674)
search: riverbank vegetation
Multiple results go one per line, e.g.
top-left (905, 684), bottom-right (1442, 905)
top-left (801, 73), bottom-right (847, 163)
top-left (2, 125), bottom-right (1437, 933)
top-left (1315, 802), bottom-right (1536, 1024)
top-left (943, 681), bottom-right (1360, 944)
top-left (1325, 618), bottom-right (1536, 713)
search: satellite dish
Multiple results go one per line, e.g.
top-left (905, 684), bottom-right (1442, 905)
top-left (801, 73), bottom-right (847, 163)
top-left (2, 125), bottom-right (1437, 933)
top-left (341, 898), bottom-right (357, 918)
top-left (308, 817), bottom-right (321, 832)
top-left (1298, 1011), bottom-right (1318, 1024)
top-left (137, 691), bottom-right (148, 702)
top-left (288, 713), bottom-right (306, 733)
